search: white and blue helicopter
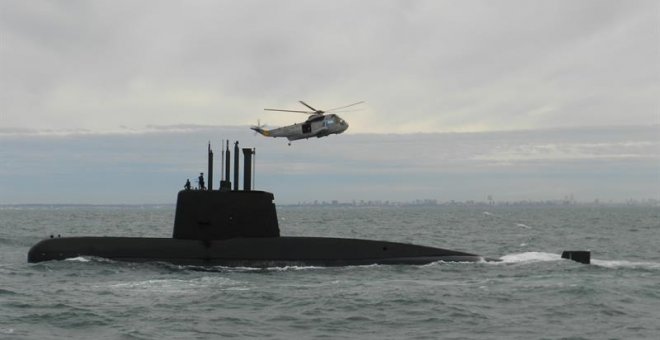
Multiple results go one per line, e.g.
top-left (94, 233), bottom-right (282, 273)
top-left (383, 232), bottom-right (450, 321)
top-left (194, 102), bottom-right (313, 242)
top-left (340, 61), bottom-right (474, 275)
top-left (251, 101), bottom-right (363, 145)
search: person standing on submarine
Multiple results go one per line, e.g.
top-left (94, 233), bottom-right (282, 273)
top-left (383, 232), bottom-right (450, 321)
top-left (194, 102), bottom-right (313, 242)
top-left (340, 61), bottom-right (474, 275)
top-left (198, 172), bottom-right (206, 190)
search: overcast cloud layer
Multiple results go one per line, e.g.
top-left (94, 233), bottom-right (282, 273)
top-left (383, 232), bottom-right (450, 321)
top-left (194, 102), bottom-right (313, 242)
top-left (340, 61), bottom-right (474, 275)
top-left (1, 126), bottom-right (658, 204)
top-left (2, 0), bottom-right (659, 133)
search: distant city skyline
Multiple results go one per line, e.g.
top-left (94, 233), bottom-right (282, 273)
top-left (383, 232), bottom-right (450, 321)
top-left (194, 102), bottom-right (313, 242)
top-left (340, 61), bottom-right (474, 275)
top-left (286, 197), bottom-right (660, 207)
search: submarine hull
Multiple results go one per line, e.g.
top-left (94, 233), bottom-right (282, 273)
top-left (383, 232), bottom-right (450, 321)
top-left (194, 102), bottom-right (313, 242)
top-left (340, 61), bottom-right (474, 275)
top-left (28, 236), bottom-right (488, 266)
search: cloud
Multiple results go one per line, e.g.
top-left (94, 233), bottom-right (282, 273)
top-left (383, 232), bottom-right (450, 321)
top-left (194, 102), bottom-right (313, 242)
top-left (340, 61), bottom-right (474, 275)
top-left (0, 125), bottom-right (657, 204)
top-left (1, 0), bottom-right (658, 133)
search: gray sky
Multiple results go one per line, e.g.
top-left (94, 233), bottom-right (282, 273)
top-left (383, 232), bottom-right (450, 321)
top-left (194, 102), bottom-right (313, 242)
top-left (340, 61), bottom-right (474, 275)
top-left (1, 1), bottom-right (659, 204)
top-left (2, 0), bottom-right (658, 133)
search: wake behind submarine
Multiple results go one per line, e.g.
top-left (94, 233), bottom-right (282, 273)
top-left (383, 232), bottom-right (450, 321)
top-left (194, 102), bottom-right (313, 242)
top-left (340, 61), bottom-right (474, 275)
top-left (28, 141), bottom-right (589, 266)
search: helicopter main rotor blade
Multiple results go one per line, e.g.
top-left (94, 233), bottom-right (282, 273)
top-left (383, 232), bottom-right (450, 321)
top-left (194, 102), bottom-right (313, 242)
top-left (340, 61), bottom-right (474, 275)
top-left (329, 108), bottom-right (363, 114)
top-left (326, 101), bottom-right (365, 112)
top-left (299, 101), bottom-right (319, 112)
top-left (264, 108), bottom-right (314, 114)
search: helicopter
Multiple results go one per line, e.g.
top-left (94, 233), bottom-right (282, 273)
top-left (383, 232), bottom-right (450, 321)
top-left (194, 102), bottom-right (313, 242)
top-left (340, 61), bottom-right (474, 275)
top-left (251, 100), bottom-right (363, 145)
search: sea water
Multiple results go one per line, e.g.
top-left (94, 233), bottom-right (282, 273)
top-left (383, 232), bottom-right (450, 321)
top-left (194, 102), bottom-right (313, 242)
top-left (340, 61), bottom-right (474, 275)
top-left (1, 205), bottom-right (659, 339)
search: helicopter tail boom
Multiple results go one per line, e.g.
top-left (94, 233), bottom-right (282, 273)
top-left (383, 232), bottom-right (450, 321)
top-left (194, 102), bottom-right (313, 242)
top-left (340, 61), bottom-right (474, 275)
top-left (250, 126), bottom-right (271, 137)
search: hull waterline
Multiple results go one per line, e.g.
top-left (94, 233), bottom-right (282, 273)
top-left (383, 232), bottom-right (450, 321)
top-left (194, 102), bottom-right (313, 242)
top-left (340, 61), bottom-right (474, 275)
top-left (28, 236), bottom-right (495, 266)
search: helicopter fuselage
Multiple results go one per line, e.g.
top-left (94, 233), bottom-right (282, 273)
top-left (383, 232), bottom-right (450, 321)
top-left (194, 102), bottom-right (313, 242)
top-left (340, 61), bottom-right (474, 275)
top-left (253, 114), bottom-right (349, 141)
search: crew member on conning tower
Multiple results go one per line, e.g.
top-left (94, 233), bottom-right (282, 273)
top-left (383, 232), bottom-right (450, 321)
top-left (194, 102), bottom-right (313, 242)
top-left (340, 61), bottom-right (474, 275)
top-left (198, 173), bottom-right (206, 190)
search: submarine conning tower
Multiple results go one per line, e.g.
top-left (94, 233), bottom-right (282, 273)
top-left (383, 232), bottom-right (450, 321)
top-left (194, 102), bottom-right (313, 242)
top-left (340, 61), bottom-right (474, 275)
top-left (172, 141), bottom-right (280, 240)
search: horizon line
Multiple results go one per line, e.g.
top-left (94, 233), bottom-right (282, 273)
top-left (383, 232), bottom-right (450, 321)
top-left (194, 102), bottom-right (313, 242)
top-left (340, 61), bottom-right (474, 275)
top-left (3, 197), bottom-right (659, 207)
top-left (1, 123), bottom-right (657, 138)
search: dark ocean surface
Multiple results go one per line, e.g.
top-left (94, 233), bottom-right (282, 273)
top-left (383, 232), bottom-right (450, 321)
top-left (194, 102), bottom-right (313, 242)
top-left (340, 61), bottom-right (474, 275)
top-left (1, 205), bottom-right (659, 339)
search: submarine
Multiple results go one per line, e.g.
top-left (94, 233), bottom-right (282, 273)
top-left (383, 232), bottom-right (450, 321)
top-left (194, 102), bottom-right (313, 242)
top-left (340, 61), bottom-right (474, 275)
top-left (29, 141), bottom-right (586, 266)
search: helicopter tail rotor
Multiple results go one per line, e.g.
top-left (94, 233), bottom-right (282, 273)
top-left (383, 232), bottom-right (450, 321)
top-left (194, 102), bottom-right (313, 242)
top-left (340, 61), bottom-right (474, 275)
top-left (250, 120), bottom-right (271, 137)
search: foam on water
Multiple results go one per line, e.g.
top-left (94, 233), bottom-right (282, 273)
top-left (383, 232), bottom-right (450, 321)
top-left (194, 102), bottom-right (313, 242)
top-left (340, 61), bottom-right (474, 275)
top-left (264, 265), bottom-right (327, 271)
top-left (103, 276), bottom-right (251, 294)
top-left (0, 328), bottom-right (15, 336)
top-left (515, 223), bottom-right (532, 229)
top-left (499, 251), bottom-right (562, 263)
top-left (499, 252), bottom-right (660, 270)
top-left (176, 264), bottom-right (328, 272)
top-left (64, 256), bottom-right (92, 262)
top-left (591, 259), bottom-right (660, 270)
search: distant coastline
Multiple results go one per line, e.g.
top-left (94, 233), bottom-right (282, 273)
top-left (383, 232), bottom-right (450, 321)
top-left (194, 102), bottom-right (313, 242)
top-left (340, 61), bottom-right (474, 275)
top-left (283, 198), bottom-right (660, 208)
top-left (4, 200), bottom-right (657, 209)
